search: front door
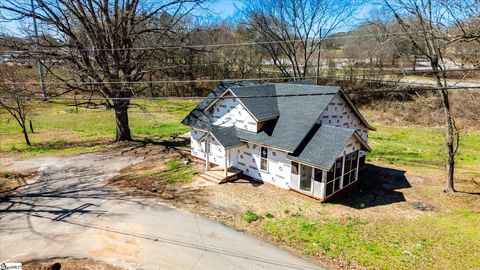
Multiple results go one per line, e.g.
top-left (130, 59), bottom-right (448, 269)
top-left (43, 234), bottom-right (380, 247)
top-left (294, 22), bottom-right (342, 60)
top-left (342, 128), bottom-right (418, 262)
top-left (299, 164), bottom-right (312, 192)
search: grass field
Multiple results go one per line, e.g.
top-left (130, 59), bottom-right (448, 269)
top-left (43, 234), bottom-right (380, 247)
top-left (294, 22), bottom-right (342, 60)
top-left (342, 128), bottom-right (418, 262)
top-left (1, 100), bottom-right (479, 269)
top-left (368, 125), bottom-right (480, 178)
top-left (262, 208), bottom-right (479, 269)
top-left (0, 100), bottom-right (197, 157)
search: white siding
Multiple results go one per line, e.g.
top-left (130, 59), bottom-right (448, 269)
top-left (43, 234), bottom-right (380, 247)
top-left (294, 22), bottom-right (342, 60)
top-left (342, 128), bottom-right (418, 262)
top-left (337, 137), bottom-right (362, 158)
top-left (231, 143), bottom-right (291, 189)
top-left (190, 129), bottom-right (206, 160)
top-left (319, 94), bottom-right (368, 157)
top-left (190, 128), bottom-right (225, 166)
top-left (210, 93), bottom-right (257, 132)
top-left (208, 139), bottom-right (225, 166)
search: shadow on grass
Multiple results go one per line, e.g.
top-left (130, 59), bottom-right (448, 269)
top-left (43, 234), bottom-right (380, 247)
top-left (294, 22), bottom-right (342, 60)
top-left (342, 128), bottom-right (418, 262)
top-left (329, 164), bottom-right (410, 209)
top-left (230, 177), bottom-right (265, 187)
top-left (118, 134), bottom-right (191, 159)
top-left (5, 138), bottom-right (112, 155)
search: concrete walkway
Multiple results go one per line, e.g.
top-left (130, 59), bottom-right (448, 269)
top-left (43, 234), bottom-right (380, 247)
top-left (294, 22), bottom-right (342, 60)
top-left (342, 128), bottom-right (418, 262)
top-left (0, 153), bottom-right (323, 270)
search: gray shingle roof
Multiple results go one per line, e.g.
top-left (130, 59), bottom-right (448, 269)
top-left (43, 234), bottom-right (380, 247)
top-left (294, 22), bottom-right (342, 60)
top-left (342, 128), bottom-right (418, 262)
top-left (229, 84), bottom-right (279, 121)
top-left (209, 126), bottom-right (244, 149)
top-left (236, 84), bottom-right (339, 152)
top-left (287, 126), bottom-right (359, 170)
top-left (181, 81), bottom-right (266, 130)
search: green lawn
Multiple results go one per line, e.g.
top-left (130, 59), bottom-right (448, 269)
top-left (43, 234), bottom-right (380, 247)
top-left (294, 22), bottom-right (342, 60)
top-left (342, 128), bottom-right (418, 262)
top-left (138, 160), bottom-right (198, 185)
top-left (368, 125), bottom-right (480, 178)
top-left (0, 100), bottom-right (197, 156)
top-left (264, 209), bottom-right (479, 270)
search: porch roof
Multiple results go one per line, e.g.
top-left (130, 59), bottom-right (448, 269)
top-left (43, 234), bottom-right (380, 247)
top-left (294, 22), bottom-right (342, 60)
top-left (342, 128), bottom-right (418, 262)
top-left (287, 126), bottom-right (370, 170)
top-left (206, 126), bottom-right (244, 149)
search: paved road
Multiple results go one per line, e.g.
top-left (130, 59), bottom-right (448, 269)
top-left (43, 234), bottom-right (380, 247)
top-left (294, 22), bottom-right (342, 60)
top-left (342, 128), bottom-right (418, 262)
top-left (0, 153), bottom-right (323, 270)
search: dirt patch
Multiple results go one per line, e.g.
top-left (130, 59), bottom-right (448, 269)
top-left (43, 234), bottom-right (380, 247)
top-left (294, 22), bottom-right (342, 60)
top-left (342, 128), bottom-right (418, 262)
top-left (108, 140), bottom-right (201, 200)
top-left (23, 258), bottom-right (124, 270)
top-left (0, 169), bottom-right (38, 192)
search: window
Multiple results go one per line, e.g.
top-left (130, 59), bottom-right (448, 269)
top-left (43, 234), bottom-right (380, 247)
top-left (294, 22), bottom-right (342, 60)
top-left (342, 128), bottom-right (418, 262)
top-left (291, 162), bottom-right (299, 174)
top-left (260, 147), bottom-right (268, 172)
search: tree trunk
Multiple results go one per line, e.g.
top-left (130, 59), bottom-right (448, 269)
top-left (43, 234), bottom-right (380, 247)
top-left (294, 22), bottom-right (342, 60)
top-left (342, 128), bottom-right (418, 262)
top-left (29, 120), bottom-right (34, 133)
top-left (114, 101), bottom-right (132, 142)
top-left (440, 89), bottom-right (456, 192)
top-left (22, 125), bottom-right (31, 146)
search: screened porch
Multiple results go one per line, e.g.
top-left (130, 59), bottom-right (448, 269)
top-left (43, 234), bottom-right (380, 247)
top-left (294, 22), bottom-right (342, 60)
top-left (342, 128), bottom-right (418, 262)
top-left (290, 150), bottom-right (360, 199)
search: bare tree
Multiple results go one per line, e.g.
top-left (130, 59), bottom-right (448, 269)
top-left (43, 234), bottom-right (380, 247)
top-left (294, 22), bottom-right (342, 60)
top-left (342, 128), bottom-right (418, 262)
top-left (444, 0), bottom-right (480, 68)
top-left (0, 65), bottom-right (34, 145)
top-left (0, 0), bottom-right (202, 141)
top-left (384, 0), bottom-right (467, 192)
top-left (243, 0), bottom-right (359, 81)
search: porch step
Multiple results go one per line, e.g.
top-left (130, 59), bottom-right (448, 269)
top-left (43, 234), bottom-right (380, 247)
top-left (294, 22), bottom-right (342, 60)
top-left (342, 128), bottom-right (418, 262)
top-left (198, 171), bottom-right (225, 184)
top-left (197, 167), bottom-right (243, 184)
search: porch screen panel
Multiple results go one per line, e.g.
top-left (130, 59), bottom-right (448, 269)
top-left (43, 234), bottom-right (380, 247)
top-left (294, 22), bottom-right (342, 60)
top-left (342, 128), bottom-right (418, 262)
top-left (299, 165), bottom-right (312, 192)
top-left (344, 150), bottom-right (359, 187)
top-left (325, 157), bottom-right (343, 197)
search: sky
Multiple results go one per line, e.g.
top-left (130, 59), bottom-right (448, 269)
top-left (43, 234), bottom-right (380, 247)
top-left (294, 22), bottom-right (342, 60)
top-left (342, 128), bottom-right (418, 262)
top-left (1, 0), bottom-right (246, 36)
top-left (0, 0), bottom-right (373, 36)
top-left (207, 0), bottom-right (244, 19)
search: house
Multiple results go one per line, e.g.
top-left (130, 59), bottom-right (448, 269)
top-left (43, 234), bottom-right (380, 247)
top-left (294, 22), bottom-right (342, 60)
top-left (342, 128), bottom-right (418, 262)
top-left (182, 80), bottom-right (375, 201)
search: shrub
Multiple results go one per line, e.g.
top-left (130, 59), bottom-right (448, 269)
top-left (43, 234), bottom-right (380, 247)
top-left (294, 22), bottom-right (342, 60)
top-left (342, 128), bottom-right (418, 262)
top-left (241, 210), bottom-right (263, 223)
top-left (265, 213), bottom-right (274, 219)
top-left (167, 160), bottom-right (182, 170)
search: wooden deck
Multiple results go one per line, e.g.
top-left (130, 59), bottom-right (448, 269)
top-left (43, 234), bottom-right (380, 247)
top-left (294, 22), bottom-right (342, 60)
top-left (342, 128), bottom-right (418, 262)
top-left (198, 166), bottom-right (243, 184)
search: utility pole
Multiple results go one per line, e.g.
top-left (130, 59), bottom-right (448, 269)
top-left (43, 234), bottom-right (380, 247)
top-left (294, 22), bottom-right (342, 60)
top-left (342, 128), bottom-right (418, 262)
top-left (30, 0), bottom-right (47, 100)
top-left (315, 40), bottom-right (322, 85)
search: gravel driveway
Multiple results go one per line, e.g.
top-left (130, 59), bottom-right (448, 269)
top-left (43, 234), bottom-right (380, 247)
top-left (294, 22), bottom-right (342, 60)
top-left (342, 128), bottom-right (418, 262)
top-left (0, 153), bottom-right (322, 270)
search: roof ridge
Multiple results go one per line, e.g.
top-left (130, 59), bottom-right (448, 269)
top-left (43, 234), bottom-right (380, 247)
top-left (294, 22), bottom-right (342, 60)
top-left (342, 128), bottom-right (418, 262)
top-left (278, 83), bottom-right (341, 88)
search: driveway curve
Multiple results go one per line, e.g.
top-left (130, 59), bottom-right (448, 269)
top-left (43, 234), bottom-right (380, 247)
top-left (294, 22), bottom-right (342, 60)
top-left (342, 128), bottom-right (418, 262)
top-left (0, 153), bottom-right (323, 270)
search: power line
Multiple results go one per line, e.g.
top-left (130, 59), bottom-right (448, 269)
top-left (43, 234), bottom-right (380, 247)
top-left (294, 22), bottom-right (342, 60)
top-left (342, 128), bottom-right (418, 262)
top-left (0, 31), bottom-right (428, 54)
top-left (0, 71), bottom-right (479, 86)
top-left (2, 85), bottom-right (480, 101)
